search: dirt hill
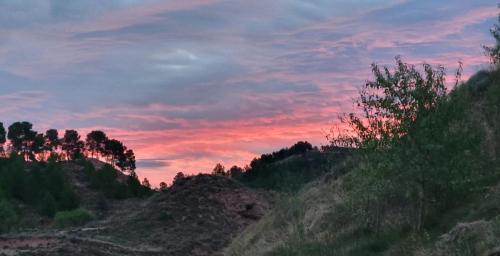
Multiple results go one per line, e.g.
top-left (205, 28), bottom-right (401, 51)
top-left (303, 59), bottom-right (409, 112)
top-left (0, 164), bottom-right (271, 256)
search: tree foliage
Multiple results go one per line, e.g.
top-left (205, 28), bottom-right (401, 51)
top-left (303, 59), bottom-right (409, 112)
top-left (484, 14), bottom-right (500, 65)
top-left (331, 56), bottom-right (499, 233)
top-left (332, 57), bottom-right (447, 149)
top-left (61, 130), bottom-right (85, 160)
top-left (7, 122), bottom-right (37, 161)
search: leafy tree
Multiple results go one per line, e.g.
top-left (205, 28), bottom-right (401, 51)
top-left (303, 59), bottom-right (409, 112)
top-left (228, 165), bottom-right (244, 178)
top-left (94, 164), bottom-right (118, 189)
top-left (127, 171), bottom-right (142, 196)
top-left (172, 172), bottom-right (186, 185)
top-left (330, 57), bottom-right (477, 232)
top-left (212, 163), bottom-right (226, 176)
top-left (142, 178), bottom-right (151, 189)
top-left (8, 122), bottom-right (37, 161)
top-left (85, 130), bottom-right (108, 159)
top-left (44, 129), bottom-right (60, 153)
top-left (61, 130), bottom-right (84, 160)
top-left (104, 139), bottom-right (125, 166)
top-left (159, 182), bottom-right (168, 191)
top-left (331, 56), bottom-right (447, 149)
top-left (117, 149), bottom-right (136, 173)
top-left (30, 133), bottom-right (45, 161)
top-left (58, 185), bottom-right (79, 211)
top-left (484, 14), bottom-right (500, 65)
top-left (38, 192), bottom-right (57, 218)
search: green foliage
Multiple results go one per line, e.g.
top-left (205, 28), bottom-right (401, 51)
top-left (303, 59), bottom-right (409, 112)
top-left (58, 185), bottom-right (79, 211)
top-left (484, 14), bottom-right (500, 65)
top-left (236, 141), bottom-right (337, 192)
top-left (7, 122), bottom-right (38, 160)
top-left (53, 208), bottom-right (94, 228)
top-left (261, 62), bottom-right (500, 255)
top-left (38, 192), bottom-right (57, 218)
top-left (61, 130), bottom-right (85, 160)
top-left (0, 200), bottom-right (18, 233)
top-left (0, 155), bottom-right (80, 221)
top-left (238, 149), bottom-right (334, 192)
top-left (82, 161), bottom-right (150, 199)
top-left (85, 130), bottom-right (108, 158)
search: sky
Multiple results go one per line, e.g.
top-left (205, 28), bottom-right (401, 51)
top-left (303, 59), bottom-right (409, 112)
top-left (0, 0), bottom-right (497, 185)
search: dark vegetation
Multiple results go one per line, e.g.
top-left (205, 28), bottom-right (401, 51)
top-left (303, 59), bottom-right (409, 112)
top-left (235, 142), bottom-right (350, 192)
top-left (0, 124), bottom-right (151, 233)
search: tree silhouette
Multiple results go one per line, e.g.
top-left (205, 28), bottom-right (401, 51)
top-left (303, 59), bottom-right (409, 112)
top-left (86, 130), bottom-right (108, 159)
top-left (30, 133), bottom-right (45, 161)
top-left (0, 122), bottom-right (6, 156)
top-left (142, 178), bottom-right (151, 189)
top-left (159, 182), bottom-right (168, 191)
top-left (117, 149), bottom-right (136, 173)
top-left (61, 130), bottom-right (85, 160)
top-left (212, 163), bottom-right (226, 176)
top-left (44, 129), bottom-right (60, 154)
top-left (104, 139), bottom-right (125, 167)
top-left (228, 165), bottom-right (244, 178)
top-left (8, 122), bottom-right (37, 161)
top-left (173, 172), bottom-right (185, 185)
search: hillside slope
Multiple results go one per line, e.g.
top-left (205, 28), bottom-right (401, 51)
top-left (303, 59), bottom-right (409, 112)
top-left (0, 171), bottom-right (270, 256)
top-left (226, 68), bottom-right (500, 256)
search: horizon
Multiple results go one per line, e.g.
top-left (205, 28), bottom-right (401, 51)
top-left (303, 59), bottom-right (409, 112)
top-left (0, 1), bottom-right (497, 185)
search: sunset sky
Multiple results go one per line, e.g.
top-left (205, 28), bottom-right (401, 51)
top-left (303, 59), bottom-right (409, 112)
top-left (0, 0), bottom-right (497, 185)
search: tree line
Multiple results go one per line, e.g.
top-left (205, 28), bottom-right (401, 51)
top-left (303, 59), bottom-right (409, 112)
top-left (0, 121), bottom-right (136, 173)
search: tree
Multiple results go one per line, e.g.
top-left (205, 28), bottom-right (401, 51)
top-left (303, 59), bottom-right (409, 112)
top-left (331, 56), bottom-right (447, 149)
top-left (484, 14), bottom-right (500, 65)
top-left (228, 165), bottom-right (244, 178)
top-left (30, 133), bottom-right (45, 161)
top-left (331, 57), bottom-right (450, 232)
top-left (38, 192), bottom-right (57, 218)
top-left (127, 171), bottom-right (142, 196)
top-left (142, 178), bottom-right (151, 189)
top-left (104, 139), bottom-right (125, 166)
top-left (159, 182), bottom-right (168, 191)
top-left (212, 163), bottom-right (226, 176)
top-left (289, 141), bottom-right (313, 154)
top-left (173, 172), bottom-right (185, 185)
top-left (0, 122), bottom-right (6, 156)
top-left (44, 129), bottom-right (60, 153)
top-left (117, 149), bottom-right (136, 173)
top-left (61, 130), bottom-right (84, 160)
top-left (85, 130), bottom-right (108, 159)
top-left (8, 122), bottom-right (37, 161)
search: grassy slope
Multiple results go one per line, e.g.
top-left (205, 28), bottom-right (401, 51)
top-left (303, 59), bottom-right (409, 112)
top-left (226, 68), bottom-right (500, 256)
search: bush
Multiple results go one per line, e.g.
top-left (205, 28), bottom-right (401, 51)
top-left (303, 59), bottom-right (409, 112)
top-left (38, 192), bottom-right (57, 218)
top-left (54, 208), bottom-right (94, 228)
top-left (0, 200), bottom-right (18, 233)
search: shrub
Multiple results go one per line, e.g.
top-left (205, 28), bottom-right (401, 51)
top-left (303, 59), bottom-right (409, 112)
top-left (54, 208), bottom-right (94, 228)
top-left (38, 192), bottom-right (57, 218)
top-left (0, 200), bottom-right (18, 233)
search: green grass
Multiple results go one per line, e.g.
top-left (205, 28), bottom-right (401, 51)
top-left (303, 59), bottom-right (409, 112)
top-left (54, 208), bottom-right (94, 228)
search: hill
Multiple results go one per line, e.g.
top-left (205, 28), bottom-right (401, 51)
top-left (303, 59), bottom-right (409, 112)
top-left (225, 67), bottom-right (500, 255)
top-left (0, 162), bottom-right (270, 256)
